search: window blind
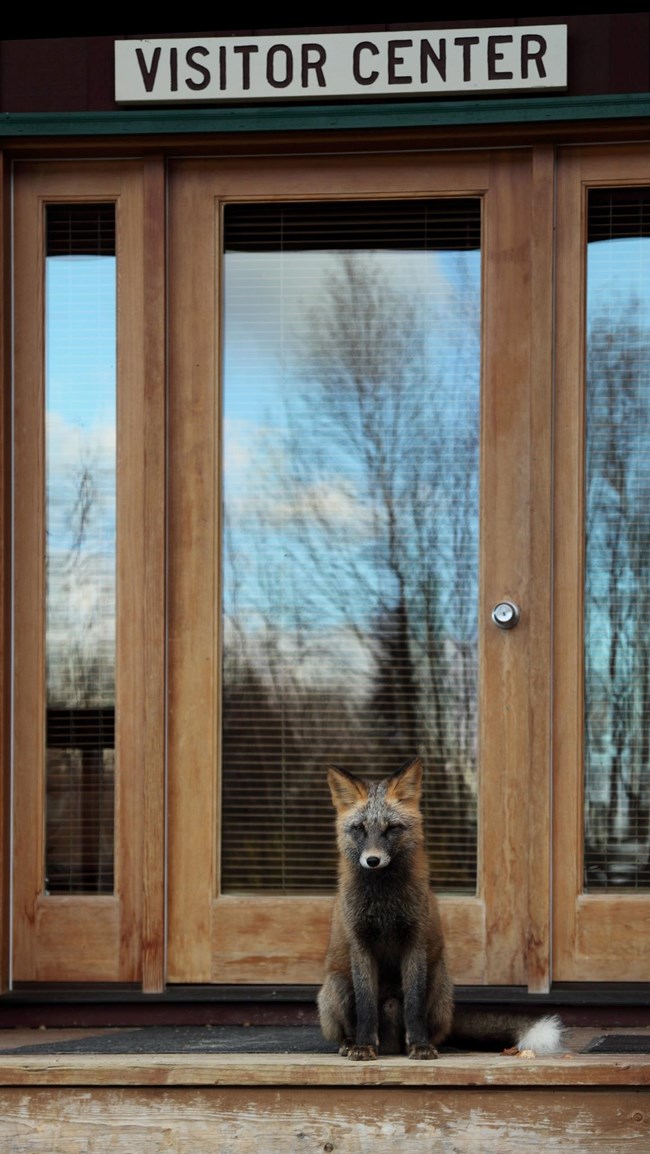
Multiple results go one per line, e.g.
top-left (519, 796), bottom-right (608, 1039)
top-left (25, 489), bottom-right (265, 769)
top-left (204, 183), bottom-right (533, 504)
top-left (45, 203), bottom-right (116, 895)
top-left (584, 187), bottom-right (650, 891)
top-left (221, 197), bottom-right (481, 894)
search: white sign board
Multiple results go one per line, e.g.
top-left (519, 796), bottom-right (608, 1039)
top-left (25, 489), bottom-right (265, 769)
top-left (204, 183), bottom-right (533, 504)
top-left (115, 27), bottom-right (568, 104)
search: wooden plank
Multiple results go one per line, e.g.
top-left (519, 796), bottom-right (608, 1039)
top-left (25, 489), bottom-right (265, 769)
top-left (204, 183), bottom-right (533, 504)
top-left (210, 895), bottom-right (486, 984)
top-left (167, 162), bottom-right (219, 984)
top-left (480, 151), bottom-right (533, 985)
top-left (30, 898), bottom-right (120, 982)
top-left (553, 144), bottom-right (585, 984)
top-left (116, 162), bottom-right (146, 983)
top-left (12, 162), bottom-right (48, 981)
top-left (527, 144), bottom-right (554, 994)
top-left (0, 1051), bottom-right (649, 1088)
top-left (0, 1085), bottom-right (649, 1154)
top-left (574, 896), bottom-right (650, 981)
top-left (211, 896), bottom-right (333, 984)
top-left (141, 157), bottom-right (166, 994)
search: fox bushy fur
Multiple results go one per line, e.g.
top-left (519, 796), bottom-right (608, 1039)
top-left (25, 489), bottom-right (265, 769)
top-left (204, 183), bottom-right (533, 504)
top-left (318, 757), bottom-right (562, 1061)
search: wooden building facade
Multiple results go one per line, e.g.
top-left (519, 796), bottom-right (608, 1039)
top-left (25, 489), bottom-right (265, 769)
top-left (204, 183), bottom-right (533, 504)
top-left (1, 18), bottom-right (650, 1018)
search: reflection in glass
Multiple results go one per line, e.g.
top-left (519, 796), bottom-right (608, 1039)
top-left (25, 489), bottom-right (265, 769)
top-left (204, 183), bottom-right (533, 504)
top-left (584, 189), bottom-right (650, 890)
top-left (221, 200), bottom-right (481, 894)
top-left (45, 205), bottom-right (116, 894)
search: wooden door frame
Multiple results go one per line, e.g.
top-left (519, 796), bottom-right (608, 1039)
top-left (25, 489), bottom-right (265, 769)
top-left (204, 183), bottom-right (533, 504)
top-left (11, 160), bottom-right (166, 987)
top-left (554, 143), bottom-right (650, 981)
top-left (5, 142), bottom-right (557, 992)
top-left (166, 147), bottom-right (551, 989)
top-left (5, 134), bottom-right (650, 994)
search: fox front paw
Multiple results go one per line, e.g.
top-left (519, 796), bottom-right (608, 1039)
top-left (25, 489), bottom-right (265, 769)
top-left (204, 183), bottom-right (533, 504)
top-left (408, 1042), bottom-right (439, 1060)
top-left (347, 1043), bottom-right (378, 1061)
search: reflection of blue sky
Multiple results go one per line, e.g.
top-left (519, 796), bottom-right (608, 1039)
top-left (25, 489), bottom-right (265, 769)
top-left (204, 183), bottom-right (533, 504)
top-left (45, 256), bottom-right (116, 705)
top-left (46, 257), bottom-right (116, 543)
top-left (588, 236), bottom-right (650, 316)
top-left (222, 246), bottom-right (481, 663)
top-left (223, 248), bottom-right (479, 495)
top-left (47, 257), bottom-right (116, 425)
top-left (224, 248), bottom-right (478, 455)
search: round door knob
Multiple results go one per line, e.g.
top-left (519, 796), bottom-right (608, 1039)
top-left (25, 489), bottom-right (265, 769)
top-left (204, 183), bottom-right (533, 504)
top-left (491, 601), bottom-right (520, 629)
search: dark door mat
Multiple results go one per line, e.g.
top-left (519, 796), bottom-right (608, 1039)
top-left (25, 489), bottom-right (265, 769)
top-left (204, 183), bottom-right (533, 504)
top-left (0, 1025), bottom-right (338, 1056)
top-left (584, 1034), bottom-right (650, 1054)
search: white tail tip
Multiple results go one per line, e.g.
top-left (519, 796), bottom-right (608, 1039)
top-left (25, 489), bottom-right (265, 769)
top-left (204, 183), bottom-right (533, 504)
top-left (516, 1014), bottom-right (564, 1055)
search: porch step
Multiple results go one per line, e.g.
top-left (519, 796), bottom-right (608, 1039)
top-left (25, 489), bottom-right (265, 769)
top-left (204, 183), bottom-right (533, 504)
top-left (0, 1046), bottom-right (649, 1086)
top-left (0, 1045), bottom-right (648, 1153)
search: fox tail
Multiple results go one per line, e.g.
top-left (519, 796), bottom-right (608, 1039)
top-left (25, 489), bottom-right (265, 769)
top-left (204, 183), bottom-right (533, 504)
top-left (450, 1009), bottom-right (564, 1054)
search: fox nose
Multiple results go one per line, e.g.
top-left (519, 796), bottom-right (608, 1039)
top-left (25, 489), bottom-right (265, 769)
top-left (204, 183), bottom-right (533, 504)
top-left (366, 856), bottom-right (381, 869)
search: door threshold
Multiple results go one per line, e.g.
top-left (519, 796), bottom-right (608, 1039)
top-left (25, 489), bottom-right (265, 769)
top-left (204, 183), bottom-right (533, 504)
top-left (0, 1025), bottom-right (648, 1087)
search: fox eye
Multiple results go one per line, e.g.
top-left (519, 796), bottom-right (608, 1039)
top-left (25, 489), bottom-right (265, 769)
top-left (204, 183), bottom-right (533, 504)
top-left (350, 821), bottom-right (366, 833)
top-left (386, 821), bottom-right (406, 833)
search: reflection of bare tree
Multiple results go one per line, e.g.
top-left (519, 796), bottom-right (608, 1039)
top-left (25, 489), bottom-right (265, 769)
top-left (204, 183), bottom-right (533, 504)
top-left (222, 251), bottom-right (480, 891)
top-left (585, 307), bottom-right (650, 888)
top-left (47, 452), bottom-right (115, 708)
top-left (45, 450), bottom-right (115, 894)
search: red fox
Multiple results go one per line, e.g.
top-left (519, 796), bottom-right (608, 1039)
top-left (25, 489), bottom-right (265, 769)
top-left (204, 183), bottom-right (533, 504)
top-left (317, 757), bottom-right (563, 1060)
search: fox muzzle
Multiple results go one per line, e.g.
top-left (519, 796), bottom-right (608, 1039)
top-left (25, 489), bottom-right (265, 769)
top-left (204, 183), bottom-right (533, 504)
top-left (360, 850), bottom-right (390, 870)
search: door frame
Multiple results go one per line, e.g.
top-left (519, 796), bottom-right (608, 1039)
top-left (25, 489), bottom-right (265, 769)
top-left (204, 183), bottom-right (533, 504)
top-left (166, 147), bottom-right (552, 989)
top-left (553, 143), bottom-right (650, 981)
top-left (11, 159), bottom-right (166, 988)
top-left (6, 136), bottom-right (650, 994)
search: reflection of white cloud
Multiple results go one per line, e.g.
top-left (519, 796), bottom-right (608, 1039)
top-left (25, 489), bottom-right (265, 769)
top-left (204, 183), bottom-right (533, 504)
top-left (264, 478), bottom-right (374, 533)
top-left (45, 409), bottom-right (116, 706)
top-left (226, 451), bottom-right (377, 539)
top-left (224, 616), bottom-right (375, 696)
top-left (224, 249), bottom-right (459, 352)
top-left (223, 416), bottom-right (258, 476)
top-left (46, 410), bottom-right (116, 552)
top-left (47, 410), bottom-right (115, 472)
top-left (47, 549), bottom-right (115, 706)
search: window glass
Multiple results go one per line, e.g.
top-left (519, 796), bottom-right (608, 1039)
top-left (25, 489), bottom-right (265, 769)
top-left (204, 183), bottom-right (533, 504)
top-left (45, 204), bottom-right (116, 894)
top-left (585, 188), bottom-right (650, 891)
top-left (221, 199), bottom-right (481, 894)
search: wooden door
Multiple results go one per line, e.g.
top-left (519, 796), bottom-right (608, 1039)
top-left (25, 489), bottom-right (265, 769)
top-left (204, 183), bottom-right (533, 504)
top-left (554, 145), bottom-right (650, 980)
top-left (12, 142), bottom-right (650, 992)
top-left (11, 161), bottom-right (165, 984)
top-left (166, 149), bottom-right (549, 988)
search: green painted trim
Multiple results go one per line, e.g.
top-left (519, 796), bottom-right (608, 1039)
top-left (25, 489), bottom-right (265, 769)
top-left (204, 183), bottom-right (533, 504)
top-left (2, 93), bottom-right (650, 138)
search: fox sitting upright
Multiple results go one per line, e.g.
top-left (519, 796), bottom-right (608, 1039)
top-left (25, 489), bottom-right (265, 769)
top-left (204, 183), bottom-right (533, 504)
top-left (317, 757), bottom-right (562, 1061)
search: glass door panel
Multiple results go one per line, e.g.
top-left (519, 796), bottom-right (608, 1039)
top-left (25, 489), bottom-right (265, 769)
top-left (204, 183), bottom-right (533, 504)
top-left (44, 203), bottom-right (117, 898)
top-left (168, 150), bottom-right (538, 986)
top-left (584, 188), bottom-right (650, 894)
top-left (221, 198), bottom-right (481, 898)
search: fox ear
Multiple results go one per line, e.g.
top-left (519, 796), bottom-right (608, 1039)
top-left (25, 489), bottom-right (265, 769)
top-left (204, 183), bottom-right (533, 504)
top-left (326, 766), bottom-right (368, 810)
top-left (385, 757), bottom-right (423, 805)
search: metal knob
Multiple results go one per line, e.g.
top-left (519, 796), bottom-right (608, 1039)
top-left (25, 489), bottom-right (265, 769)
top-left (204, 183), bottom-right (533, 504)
top-left (491, 601), bottom-right (520, 630)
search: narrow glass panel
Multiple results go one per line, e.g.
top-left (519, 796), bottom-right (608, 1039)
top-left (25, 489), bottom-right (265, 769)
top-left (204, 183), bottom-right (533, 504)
top-left (45, 204), bottom-right (116, 894)
top-left (584, 188), bottom-right (650, 891)
top-left (221, 199), bottom-right (481, 894)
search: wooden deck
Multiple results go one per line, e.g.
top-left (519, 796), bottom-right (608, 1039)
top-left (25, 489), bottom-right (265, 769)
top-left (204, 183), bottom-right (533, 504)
top-left (0, 1029), bottom-right (648, 1152)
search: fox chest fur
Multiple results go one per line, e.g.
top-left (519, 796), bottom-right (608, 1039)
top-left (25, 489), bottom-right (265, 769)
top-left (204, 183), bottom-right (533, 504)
top-left (341, 866), bottom-right (424, 952)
